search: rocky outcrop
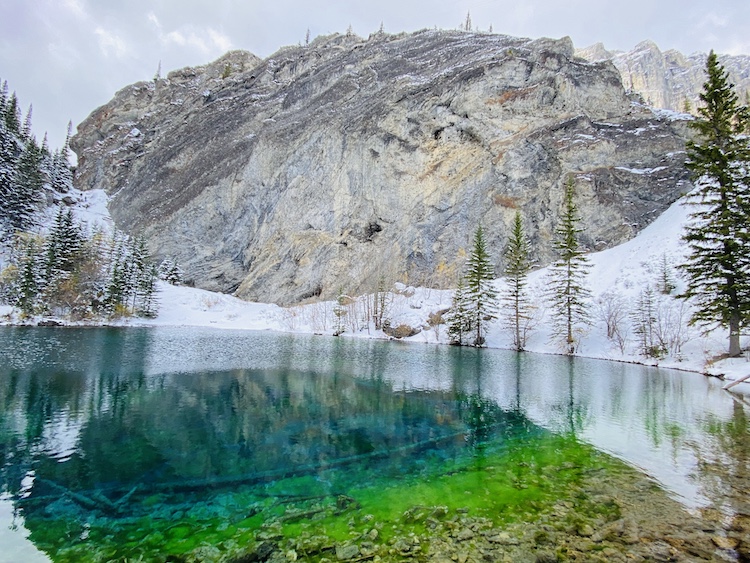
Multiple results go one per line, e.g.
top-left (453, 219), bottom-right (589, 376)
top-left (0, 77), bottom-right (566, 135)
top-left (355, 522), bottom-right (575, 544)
top-left (72, 30), bottom-right (692, 305)
top-left (577, 40), bottom-right (750, 112)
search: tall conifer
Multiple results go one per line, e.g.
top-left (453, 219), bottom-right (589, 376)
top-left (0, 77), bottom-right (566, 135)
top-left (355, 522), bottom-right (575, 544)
top-left (502, 211), bottom-right (533, 351)
top-left (548, 178), bottom-right (591, 354)
top-left (679, 51), bottom-right (750, 357)
top-left (465, 225), bottom-right (499, 346)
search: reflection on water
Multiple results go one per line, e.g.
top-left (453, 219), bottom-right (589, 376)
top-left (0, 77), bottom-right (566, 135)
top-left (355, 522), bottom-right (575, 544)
top-left (0, 327), bottom-right (748, 562)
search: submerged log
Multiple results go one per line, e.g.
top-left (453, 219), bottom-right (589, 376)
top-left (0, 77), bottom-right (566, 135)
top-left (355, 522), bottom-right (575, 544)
top-left (38, 479), bottom-right (122, 515)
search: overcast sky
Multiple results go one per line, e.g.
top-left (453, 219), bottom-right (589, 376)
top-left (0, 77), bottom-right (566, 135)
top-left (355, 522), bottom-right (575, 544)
top-left (2, 0), bottom-right (749, 150)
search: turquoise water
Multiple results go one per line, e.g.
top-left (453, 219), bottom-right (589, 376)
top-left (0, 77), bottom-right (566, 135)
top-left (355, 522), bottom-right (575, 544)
top-left (0, 327), bottom-right (746, 562)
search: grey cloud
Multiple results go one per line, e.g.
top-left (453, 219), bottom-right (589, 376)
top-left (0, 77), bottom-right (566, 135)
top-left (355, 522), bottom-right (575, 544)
top-left (1, 0), bottom-right (748, 150)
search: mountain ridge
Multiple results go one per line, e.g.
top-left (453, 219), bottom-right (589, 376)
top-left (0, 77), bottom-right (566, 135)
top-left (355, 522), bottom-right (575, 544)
top-left (71, 30), bottom-right (692, 305)
top-left (576, 40), bottom-right (750, 112)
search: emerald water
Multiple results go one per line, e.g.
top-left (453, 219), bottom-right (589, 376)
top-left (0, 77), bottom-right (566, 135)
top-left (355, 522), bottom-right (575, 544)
top-left (0, 327), bottom-right (747, 562)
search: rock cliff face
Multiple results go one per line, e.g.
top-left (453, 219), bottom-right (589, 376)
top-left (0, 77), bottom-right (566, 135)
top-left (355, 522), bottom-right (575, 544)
top-left (72, 30), bottom-right (692, 305)
top-left (576, 41), bottom-right (750, 112)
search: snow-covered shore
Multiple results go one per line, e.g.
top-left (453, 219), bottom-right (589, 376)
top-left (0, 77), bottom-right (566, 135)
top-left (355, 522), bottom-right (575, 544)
top-left (1, 191), bottom-right (749, 391)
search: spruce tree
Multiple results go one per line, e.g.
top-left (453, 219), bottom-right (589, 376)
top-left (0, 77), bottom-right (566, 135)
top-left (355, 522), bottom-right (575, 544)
top-left (104, 232), bottom-right (132, 316)
top-left (502, 211), bottom-right (533, 351)
top-left (631, 285), bottom-right (663, 358)
top-left (465, 225), bottom-right (499, 346)
top-left (15, 235), bottom-right (43, 317)
top-left (679, 51), bottom-right (750, 357)
top-left (548, 178), bottom-right (591, 354)
top-left (10, 139), bottom-right (44, 230)
top-left (0, 121), bottom-right (17, 233)
top-left (446, 276), bottom-right (472, 345)
top-left (159, 258), bottom-right (184, 285)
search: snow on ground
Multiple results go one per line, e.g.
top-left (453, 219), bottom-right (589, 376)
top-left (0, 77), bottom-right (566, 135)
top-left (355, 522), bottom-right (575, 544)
top-left (129, 282), bottom-right (286, 332)
top-left (2, 190), bottom-right (749, 392)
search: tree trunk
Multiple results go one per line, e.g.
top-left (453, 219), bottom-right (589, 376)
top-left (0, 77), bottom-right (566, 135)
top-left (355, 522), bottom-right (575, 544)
top-left (729, 313), bottom-right (742, 357)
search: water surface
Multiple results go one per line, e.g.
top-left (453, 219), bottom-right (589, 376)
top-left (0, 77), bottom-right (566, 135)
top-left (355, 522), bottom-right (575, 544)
top-left (0, 327), bottom-right (747, 562)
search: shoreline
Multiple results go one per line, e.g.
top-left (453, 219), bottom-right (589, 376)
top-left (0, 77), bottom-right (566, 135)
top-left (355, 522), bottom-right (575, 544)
top-left (2, 309), bottom-right (748, 391)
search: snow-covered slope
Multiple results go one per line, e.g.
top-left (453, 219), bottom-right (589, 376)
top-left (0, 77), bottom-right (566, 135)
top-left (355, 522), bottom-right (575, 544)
top-left (2, 189), bottom-right (748, 390)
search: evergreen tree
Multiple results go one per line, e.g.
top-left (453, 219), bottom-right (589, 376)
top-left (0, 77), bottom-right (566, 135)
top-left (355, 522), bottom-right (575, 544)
top-left (136, 264), bottom-right (159, 318)
top-left (9, 139), bottom-right (44, 230)
top-left (104, 232), bottom-right (131, 316)
top-left (679, 51), bottom-right (750, 357)
top-left (0, 81), bottom-right (8, 118)
top-left (47, 123), bottom-right (74, 194)
top-left (45, 206), bottom-right (84, 280)
top-left (3, 92), bottom-right (20, 133)
top-left (446, 276), bottom-right (472, 345)
top-left (43, 206), bottom-right (85, 314)
top-left (657, 253), bottom-right (676, 295)
top-left (14, 235), bottom-right (44, 317)
top-left (631, 285), bottom-right (664, 358)
top-left (548, 178), bottom-right (591, 354)
top-left (21, 105), bottom-right (33, 141)
top-left (0, 121), bottom-right (17, 234)
top-left (0, 82), bottom-right (62, 235)
top-left (159, 258), bottom-right (184, 285)
top-left (465, 225), bottom-right (499, 346)
top-left (502, 211), bottom-right (533, 351)
top-left (333, 287), bottom-right (348, 336)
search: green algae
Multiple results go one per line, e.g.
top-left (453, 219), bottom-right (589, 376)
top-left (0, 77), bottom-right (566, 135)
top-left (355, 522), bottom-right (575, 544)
top-left (21, 432), bottom-right (633, 562)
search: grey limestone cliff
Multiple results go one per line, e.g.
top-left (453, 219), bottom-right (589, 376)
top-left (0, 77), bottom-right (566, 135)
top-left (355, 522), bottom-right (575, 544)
top-left (72, 30), bottom-right (692, 305)
top-left (577, 40), bottom-right (750, 113)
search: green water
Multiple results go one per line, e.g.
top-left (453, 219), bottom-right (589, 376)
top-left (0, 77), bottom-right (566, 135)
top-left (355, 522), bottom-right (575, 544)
top-left (0, 327), bottom-right (747, 562)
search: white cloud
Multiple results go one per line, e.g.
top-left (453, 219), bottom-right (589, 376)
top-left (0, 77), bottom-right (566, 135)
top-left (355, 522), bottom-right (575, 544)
top-left (94, 26), bottom-right (130, 59)
top-left (699, 12), bottom-right (729, 30)
top-left (208, 29), bottom-right (232, 53)
top-left (147, 11), bottom-right (161, 29)
top-left (61, 0), bottom-right (87, 19)
top-left (148, 10), bottom-right (231, 55)
top-left (725, 40), bottom-right (750, 57)
top-left (156, 23), bottom-right (231, 55)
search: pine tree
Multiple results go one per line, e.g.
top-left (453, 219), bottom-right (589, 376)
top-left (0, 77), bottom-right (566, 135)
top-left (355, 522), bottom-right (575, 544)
top-left (43, 206), bottom-right (85, 314)
top-left (0, 84), bottom-right (51, 234)
top-left (159, 258), bottom-right (183, 285)
top-left (47, 123), bottom-right (74, 194)
top-left (21, 105), bottom-right (33, 141)
top-left (632, 285), bottom-right (664, 358)
top-left (446, 276), bottom-right (472, 345)
top-left (3, 92), bottom-right (20, 133)
top-left (15, 235), bottom-right (44, 317)
top-left (657, 253), bottom-right (676, 295)
top-left (104, 232), bottom-right (132, 316)
top-left (0, 81), bottom-right (8, 118)
top-left (548, 178), bottom-right (591, 354)
top-left (136, 264), bottom-right (159, 318)
top-left (333, 287), bottom-right (348, 336)
top-left (502, 211), bottom-right (533, 351)
top-left (0, 121), bottom-right (17, 234)
top-left (679, 51), bottom-right (750, 357)
top-left (465, 225), bottom-right (499, 346)
top-left (9, 139), bottom-right (44, 230)
top-left (45, 206), bottom-right (84, 280)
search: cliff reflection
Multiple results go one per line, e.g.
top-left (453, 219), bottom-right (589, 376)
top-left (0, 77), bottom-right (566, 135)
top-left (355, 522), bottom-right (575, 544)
top-left (1, 356), bottom-right (535, 523)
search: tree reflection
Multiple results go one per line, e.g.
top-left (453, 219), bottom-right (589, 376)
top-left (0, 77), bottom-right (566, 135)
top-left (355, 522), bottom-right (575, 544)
top-left (2, 355), bottom-right (535, 526)
top-left (692, 398), bottom-right (750, 558)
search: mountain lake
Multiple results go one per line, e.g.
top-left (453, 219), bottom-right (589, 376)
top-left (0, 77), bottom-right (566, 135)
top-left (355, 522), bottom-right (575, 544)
top-left (0, 327), bottom-right (748, 562)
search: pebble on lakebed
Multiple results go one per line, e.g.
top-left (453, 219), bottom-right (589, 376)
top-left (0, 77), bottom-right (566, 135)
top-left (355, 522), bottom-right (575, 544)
top-left (223, 466), bottom-right (748, 563)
